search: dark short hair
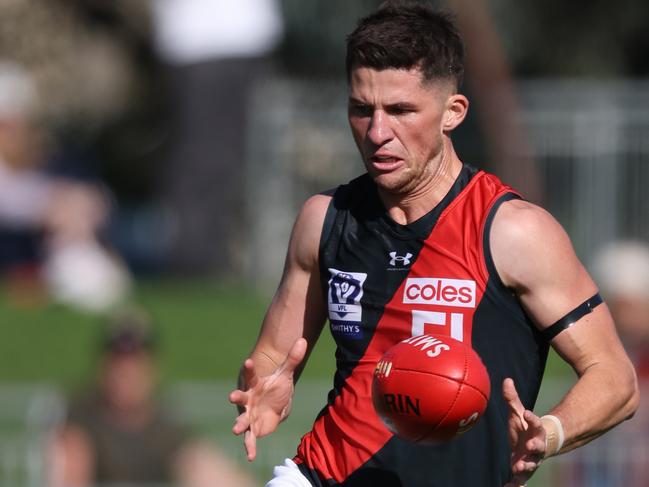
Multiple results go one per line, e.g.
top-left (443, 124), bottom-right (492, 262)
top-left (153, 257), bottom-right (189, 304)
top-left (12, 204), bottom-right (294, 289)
top-left (101, 307), bottom-right (156, 355)
top-left (346, 1), bottom-right (465, 89)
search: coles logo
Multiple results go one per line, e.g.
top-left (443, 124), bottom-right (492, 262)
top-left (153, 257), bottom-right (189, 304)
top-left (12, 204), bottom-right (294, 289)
top-left (403, 278), bottom-right (476, 308)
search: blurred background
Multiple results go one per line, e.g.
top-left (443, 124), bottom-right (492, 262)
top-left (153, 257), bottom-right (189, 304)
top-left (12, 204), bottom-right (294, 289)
top-left (0, 0), bottom-right (648, 485)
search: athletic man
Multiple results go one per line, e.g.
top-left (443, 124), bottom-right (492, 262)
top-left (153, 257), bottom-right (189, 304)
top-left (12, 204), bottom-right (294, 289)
top-left (230, 2), bottom-right (639, 486)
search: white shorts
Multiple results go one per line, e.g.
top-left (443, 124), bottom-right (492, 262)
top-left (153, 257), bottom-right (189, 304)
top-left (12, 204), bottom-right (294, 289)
top-left (265, 458), bottom-right (312, 487)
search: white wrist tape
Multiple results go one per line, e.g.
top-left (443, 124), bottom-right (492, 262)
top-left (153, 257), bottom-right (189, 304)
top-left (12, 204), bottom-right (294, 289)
top-left (541, 414), bottom-right (565, 456)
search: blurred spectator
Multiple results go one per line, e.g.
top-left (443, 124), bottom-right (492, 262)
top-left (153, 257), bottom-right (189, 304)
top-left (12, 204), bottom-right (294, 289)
top-left (0, 0), bottom-right (177, 277)
top-left (151, 0), bottom-right (284, 276)
top-left (593, 240), bottom-right (649, 378)
top-left (0, 60), bottom-right (131, 311)
top-left (49, 308), bottom-right (257, 487)
top-left (0, 0), bottom-right (148, 131)
top-left (559, 240), bottom-right (649, 486)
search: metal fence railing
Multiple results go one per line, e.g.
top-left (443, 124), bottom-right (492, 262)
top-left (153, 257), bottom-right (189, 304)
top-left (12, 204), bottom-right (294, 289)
top-left (519, 80), bottom-right (649, 264)
top-left (0, 384), bottom-right (64, 487)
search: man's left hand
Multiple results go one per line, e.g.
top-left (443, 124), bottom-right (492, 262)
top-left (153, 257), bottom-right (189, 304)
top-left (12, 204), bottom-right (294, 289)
top-left (502, 378), bottom-right (546, 487)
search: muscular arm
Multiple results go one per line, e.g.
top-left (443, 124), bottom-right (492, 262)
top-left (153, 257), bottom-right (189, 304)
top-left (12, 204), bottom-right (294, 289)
top-left (491, 200), bottom-right (639, 468)
top-left (241, 193), bottom-right (330, 385)
top-left (230, 194), bottom-right (330, 460)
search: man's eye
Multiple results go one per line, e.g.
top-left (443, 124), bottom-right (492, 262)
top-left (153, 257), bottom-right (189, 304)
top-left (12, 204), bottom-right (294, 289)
top-left (349, 104), bottom-right (372, 116)
top-left (388, 106), bottom-right (414, 115)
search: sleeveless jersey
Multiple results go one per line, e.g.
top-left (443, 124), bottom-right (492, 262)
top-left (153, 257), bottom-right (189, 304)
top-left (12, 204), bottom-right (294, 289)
top-left (293, 164), bottom-right (549, 486)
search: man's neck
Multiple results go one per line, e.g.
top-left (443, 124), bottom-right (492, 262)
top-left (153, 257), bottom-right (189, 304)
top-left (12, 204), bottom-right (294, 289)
top-left (379, 146), bottom-right (463, 225)
top-left (107, 402), bottom-right (155, 430)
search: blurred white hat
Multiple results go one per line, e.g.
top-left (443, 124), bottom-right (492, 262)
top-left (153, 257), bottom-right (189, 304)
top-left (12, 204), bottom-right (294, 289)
top-left (152, 0), bottom-right (283, 64)
top-left (593, 240), bottom-right (649, 299)
top-left (0, 60), bottom-right (38, 119)
top-left (44, 241), bottom-right (132, 313)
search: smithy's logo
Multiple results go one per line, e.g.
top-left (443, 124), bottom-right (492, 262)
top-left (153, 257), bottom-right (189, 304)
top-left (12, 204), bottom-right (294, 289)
top-left (403, 278), bottom-right (476, 308)
top-left (389, 251), bottom-right (413, 267)
top-left (328, 269), bottom-right (367, 339)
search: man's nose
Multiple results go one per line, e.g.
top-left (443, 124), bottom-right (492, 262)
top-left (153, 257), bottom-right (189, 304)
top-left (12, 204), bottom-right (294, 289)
top-left (367, 110), bottom-right (393, 146)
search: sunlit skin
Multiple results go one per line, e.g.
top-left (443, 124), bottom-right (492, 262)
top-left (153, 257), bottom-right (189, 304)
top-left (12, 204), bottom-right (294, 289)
top-left (347, 66), bottom-right (468, 224)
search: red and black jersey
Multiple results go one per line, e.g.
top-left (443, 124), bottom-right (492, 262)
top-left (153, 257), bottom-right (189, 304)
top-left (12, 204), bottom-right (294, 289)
top-left (293, 164), bottom-right (549, 486)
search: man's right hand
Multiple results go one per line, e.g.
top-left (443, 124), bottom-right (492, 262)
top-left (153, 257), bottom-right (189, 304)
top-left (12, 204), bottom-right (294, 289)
top-left (229, 338), bottom-right (308, 461)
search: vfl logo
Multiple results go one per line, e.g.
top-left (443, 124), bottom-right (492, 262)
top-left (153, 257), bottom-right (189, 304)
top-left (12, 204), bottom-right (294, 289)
top-left (328, 269), bottom-right (367, 339)
top-left (389, 251), bottom-right (413, 267)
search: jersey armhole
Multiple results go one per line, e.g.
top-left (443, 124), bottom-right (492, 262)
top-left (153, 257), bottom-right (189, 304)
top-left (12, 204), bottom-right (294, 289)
top-left (319, 195), bottom-right (337, 254)
top-left (481, 192), bottom-right (523, 302)
top-left (317, 190), bottom-right (338, 285)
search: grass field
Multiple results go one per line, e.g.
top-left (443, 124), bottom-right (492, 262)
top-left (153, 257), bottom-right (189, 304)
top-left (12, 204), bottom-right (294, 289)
top-left (0, 279), bottom-right (338, 388)
top-left (0, 278), bottom-right (571, 386)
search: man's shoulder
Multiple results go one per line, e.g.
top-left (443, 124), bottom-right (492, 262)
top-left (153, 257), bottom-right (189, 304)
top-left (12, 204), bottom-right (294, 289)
top-left (489, 198), bottom-right (577, 290)
top-left (491, 199), bottom-right (555, 241)
top-left (300, 192), bottom-right (333, 222)
top-left (488, 199), bottom-right (561, 261)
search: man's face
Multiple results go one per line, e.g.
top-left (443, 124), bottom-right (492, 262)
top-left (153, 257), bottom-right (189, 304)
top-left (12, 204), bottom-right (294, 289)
top-left (0, 117), bottom-right (47, 170)
top-left (347, 67), bottom-right (452, 195)
top-left (101, 351), bottom-right (156, 412)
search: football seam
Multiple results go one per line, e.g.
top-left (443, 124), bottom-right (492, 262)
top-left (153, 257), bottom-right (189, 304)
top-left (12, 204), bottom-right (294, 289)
top-left (389, 367), bottom-right (489, 402)
top-left (410, 351), bottom-right (466, 443)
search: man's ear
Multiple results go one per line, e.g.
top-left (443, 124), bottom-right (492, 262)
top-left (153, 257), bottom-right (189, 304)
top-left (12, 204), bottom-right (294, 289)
top-left (443, 94), bottom-right (469, 132)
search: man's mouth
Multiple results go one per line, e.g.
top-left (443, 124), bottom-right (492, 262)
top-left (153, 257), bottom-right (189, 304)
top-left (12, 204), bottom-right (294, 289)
top-left (370, 155), bottom-right (403, 170)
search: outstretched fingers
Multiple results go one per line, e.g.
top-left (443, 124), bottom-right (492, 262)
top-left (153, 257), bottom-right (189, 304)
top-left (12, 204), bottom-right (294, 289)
top-left (231, 408), bottom-right (251, 436)
top-left (230, 359), bottom-right (256, 437)
top-left (503, 378), bottom-right (528, 431)
top-left (229, 388), bottom-right (248, 407)
top-left (244, 429), bottom-right (257, 462)
top-left (230, 339), bottom-right (308, 462)
top-left (505, 398), bottom-right (546, 486)
top-left (522, 410), bottom-right (546, 458)
top-left (524, 410), bottom-right (544, 440)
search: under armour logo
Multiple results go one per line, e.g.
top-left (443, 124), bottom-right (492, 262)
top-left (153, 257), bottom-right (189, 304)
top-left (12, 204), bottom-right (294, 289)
top-left (389, 251), bottom-right (413, 267)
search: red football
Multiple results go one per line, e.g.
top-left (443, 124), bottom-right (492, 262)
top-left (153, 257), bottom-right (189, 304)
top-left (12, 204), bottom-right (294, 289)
top-left (372, 333), bottom-right (491, 444)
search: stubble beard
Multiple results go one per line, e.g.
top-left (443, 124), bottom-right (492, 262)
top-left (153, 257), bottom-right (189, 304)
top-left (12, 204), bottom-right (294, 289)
top-left (370, 155), bottom-right (439, 198)
top-left (363, 135), bottom-right (445, 197)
